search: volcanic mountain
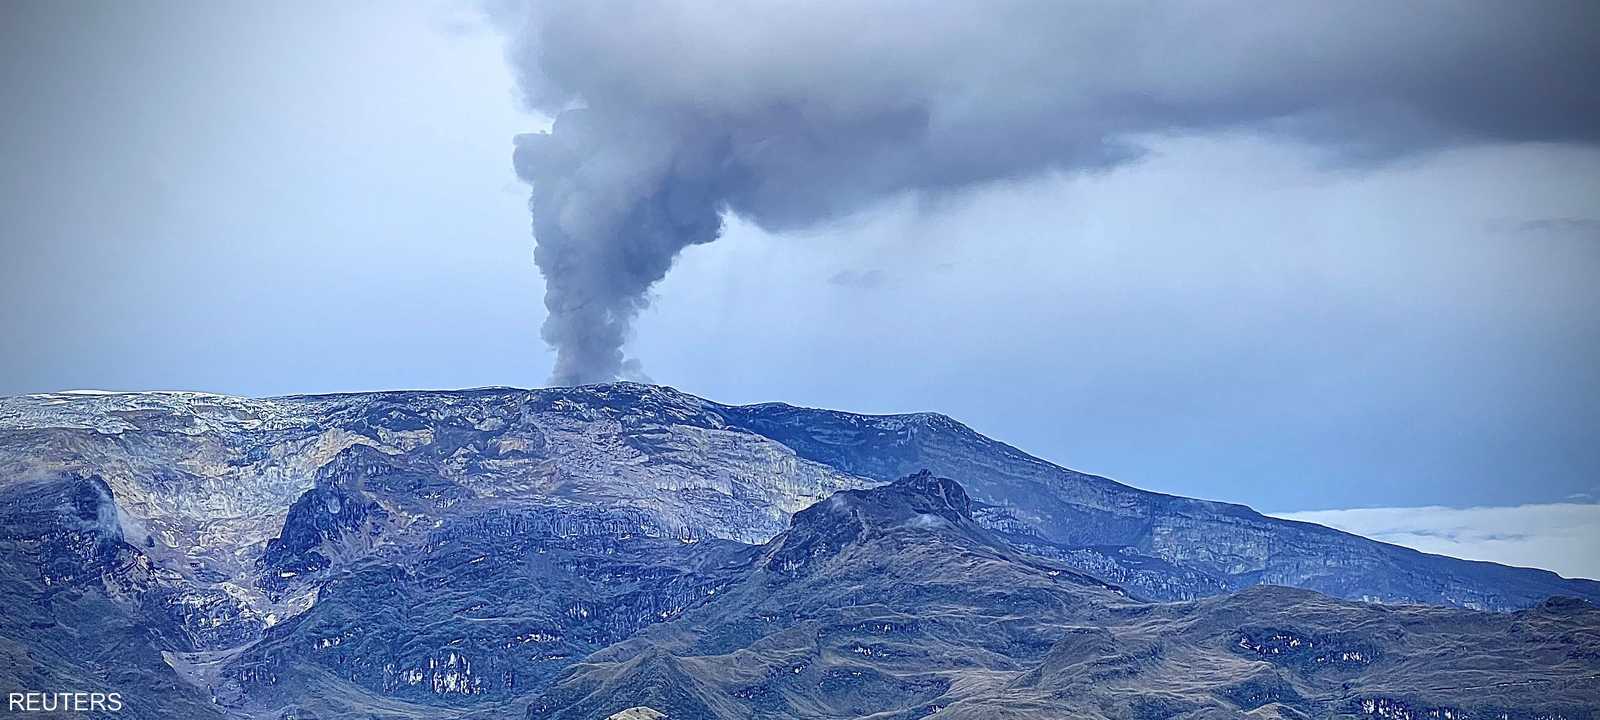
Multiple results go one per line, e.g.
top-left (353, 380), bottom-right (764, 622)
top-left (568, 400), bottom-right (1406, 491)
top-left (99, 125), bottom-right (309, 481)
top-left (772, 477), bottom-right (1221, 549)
top-left (1, 384), bottom-right (1595, 718)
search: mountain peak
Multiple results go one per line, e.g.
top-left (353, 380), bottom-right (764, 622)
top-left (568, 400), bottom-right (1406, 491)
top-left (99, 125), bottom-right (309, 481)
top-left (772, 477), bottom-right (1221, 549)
top-left (764, 470), bottom-right (977, 574)
top-left (891, 468), bottom-right (973, 520)
top-left (802, 469), bottom-right (973, 529)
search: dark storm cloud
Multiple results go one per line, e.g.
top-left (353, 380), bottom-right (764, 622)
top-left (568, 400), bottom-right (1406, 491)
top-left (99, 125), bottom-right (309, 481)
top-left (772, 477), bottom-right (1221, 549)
top-left (502, 1), bottom-right (1600, 385)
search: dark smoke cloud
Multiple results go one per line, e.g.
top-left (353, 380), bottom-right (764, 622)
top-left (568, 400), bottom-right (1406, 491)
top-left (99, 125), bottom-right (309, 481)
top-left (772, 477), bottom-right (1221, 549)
top-left (503, 1), bottom-right (1600, 385)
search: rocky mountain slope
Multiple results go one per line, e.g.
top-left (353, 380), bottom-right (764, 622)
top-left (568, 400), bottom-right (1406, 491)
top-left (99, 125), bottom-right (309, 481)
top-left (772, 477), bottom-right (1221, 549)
top-left (2, 384), bottom-right (1597, 718)
top-left (3, 470), bottom-right (1595, 719)
top-left (529, 474), bottom-right (1600, 719)
top-left (2, 384), bottom-right (1592, 610)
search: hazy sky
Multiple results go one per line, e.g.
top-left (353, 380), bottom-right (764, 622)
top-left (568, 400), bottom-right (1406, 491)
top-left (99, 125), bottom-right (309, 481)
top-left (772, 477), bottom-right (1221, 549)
top-left (3, 0), bottom-right (1599, 540)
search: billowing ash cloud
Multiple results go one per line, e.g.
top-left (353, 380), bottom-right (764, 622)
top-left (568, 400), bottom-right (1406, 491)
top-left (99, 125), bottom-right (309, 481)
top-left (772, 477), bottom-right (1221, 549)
top-left (503, 1), bottom-right (1599, 385)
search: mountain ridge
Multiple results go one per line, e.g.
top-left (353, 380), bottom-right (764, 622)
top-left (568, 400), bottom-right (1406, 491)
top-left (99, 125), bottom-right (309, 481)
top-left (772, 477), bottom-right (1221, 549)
top-left (2, 382), bottom-right (1595, 611)
top-left (523, 473), bottom-right (1600, 719)
top-left (3, 386), bottom-right (1599, 718)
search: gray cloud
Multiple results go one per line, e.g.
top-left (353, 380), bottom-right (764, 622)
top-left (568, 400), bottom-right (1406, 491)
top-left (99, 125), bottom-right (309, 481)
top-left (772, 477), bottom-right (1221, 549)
top-left (1492, 217), bottom-right (1600, 237)
top-left (827, 269), bottom-right (886, 291)
top-left (1274, 502), bottom-right (1600, 580)
top-left (503, 1), bottom-right (1600, 385)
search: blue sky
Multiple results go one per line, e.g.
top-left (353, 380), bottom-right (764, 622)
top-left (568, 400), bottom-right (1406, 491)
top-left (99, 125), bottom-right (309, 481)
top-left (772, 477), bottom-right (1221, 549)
top-left (3, 0), bottom-right (1598, 574)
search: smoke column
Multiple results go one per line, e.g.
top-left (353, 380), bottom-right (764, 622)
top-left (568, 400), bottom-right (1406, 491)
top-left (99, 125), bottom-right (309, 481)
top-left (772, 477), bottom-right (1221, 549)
top-left (503, 1), bottom-right (1599, 386)
top-left (514, 113), bottom-right (724, 385)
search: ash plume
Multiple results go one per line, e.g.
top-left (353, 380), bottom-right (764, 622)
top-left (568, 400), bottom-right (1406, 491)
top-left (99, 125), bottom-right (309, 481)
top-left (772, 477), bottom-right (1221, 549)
top-left (502, 1), bottom-right (1600, 386)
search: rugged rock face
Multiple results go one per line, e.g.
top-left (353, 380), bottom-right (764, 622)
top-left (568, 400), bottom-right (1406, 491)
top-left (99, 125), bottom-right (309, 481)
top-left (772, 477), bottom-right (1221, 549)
top-left (1, 384), bottom-right (1598, 718)
top-left (0, 475), bottom-right (244, 720)
top-left (2, 384), bottom-right (1593, 611)
top-left (527, 475), bottom-right (1600, 719)
top-left (606, 709), bottom-right (667, 720)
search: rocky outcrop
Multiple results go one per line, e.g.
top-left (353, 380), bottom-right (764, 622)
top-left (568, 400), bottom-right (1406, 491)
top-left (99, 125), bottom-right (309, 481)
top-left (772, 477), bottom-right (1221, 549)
top-left (606, 709), bottom-right (666, 720)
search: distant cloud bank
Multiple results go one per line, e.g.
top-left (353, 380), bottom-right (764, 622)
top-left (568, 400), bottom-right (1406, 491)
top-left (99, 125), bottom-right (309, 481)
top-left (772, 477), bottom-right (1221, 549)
top-left (1275, 502), bottom-right (1600, 581)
